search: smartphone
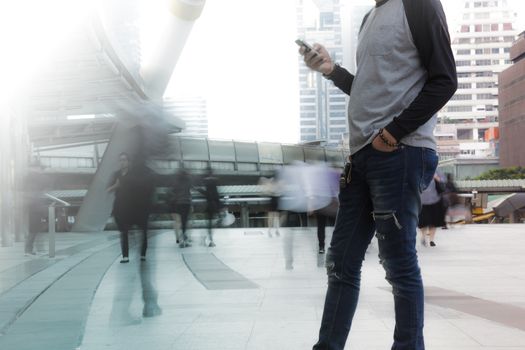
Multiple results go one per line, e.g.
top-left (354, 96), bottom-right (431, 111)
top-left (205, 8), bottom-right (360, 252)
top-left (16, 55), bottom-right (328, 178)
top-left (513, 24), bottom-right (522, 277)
top-left (295, 39), bottom-right (318, 56)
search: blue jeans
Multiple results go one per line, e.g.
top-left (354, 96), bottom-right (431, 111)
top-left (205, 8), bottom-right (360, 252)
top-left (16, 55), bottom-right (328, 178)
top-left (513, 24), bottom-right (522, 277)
top-left (313, 144), bottom-right (438, 350)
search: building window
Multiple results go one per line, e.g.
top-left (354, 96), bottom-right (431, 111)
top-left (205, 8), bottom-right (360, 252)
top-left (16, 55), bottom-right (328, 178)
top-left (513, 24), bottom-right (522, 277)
top-left (300, 120), bottom-right (316, 126)
top-left (447, 106), bottom-right (472, 112)
top-left (456, 60), bottom-right (471, 66)
top-left (475, 12), bottom-right (490, 19)
top-left (461, 25), bottom-right (470, 33)
top-left (491, 48), bottom-right (500, 54)
top-left (459, 38), bottom-right (471, 44)
top-left (330, 127), bottom-right (347, 133)
top-left (503, 23), bottom-right (513, 31)
top-left (330, 104), bottom-right (346, 110)
top-left (457, 49), bottom-right (471, 55)
top-left (475, 24), bottom-right (482, 32)
top-left (451, 94), bottom-right (472, 101)
top-left (458, 72), bottom-right (471, 78)
top-left (475, 49), bottom-right (483, 55)
top-left (330, 119), bottom-right (347, 125)
top-left (504, 47), bottom-right (510, 53)
top-left (477, 82), bottom-right (495, 88)
top-left (504, 36), bottom-right (515, 42)
top-left (475, 71), bottom-right (493, 77)
top-left (483, 24), bottom-right (491, 32)
top-left (492, 59), bottom-right (500, 65)
top-left (491, 23), bottom-right (499, 31)
top-left (477, 93), bottom-right (494, 100)
top-left (475, 59), bottom-right (491, 66)
top-left (458, 129), bottom-right (473, 140)
top-left (300, 97), bottom-right (316, 103)
top-left (458, 83), bottom-right (472, 89)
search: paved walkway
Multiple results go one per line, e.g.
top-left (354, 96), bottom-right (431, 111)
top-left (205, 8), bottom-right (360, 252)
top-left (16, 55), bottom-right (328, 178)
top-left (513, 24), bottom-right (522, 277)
top-left (0, 224), bottom-right (524, 349)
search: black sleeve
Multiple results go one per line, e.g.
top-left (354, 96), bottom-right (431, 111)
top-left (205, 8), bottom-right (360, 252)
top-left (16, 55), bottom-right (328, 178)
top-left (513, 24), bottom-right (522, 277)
top-left (324, 64), bottom-right (354, 96)
top-left (384, 0), bottom-right (457, 142)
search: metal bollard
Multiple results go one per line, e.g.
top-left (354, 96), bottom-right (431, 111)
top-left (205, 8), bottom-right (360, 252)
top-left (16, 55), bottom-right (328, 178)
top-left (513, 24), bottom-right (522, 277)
top-left (48, 204), bottom-right (55, 258)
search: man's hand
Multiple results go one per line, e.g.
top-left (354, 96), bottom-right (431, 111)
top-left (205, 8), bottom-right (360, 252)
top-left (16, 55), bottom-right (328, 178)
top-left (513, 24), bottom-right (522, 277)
top-left (299, 43), bottom-right (334, 76)
top-left (372, 129), bottom-right (399, 153)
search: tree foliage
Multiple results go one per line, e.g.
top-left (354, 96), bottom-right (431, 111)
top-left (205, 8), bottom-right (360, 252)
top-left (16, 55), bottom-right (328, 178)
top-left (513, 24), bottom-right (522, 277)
top-left (474, 167), bottom-right (525, 180)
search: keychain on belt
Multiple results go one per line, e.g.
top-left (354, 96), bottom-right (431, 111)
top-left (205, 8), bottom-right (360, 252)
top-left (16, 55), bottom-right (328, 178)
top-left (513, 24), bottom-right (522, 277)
top-left (339, 159), bottom-right (352, 189)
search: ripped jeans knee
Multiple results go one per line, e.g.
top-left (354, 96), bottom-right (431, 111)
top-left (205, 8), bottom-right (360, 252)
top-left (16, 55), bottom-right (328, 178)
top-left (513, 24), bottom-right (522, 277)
top-left (325, 250), bottom-right (340, 280)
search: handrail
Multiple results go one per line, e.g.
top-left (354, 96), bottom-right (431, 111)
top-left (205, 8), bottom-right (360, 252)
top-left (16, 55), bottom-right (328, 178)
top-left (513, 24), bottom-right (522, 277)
top-left (44, 193), bottom-right (71, 207)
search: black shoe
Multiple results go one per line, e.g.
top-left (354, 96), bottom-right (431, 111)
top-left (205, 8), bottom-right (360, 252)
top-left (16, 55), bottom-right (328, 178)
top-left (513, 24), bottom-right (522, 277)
top-left (318, 247), bottom-right (325, 254)
top-left (120, 257), bottom-right (130, 263)
top-left (430, 241), bottom-right (436, 247)
top-left (140, 256), bottom-right (146, 261)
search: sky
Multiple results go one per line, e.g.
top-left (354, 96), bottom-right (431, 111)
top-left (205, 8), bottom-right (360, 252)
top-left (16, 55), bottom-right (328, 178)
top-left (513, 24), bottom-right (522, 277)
top-left (1, 0), bottom-right (524, 143)
top-left (145, 0), bottom-right (525, 144)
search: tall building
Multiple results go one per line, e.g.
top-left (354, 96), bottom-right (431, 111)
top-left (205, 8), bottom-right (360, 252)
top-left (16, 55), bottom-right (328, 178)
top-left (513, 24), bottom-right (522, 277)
top-left (340, 2), bottom-right (373, 73)
top-left (499, 30), bottom-right (525, 167)
top-left (437, 0), bottom-right (518, 159)
top-left (296, 0), bottom-right (347, 145)
top-left (163, 97), bottom-right (208, 138)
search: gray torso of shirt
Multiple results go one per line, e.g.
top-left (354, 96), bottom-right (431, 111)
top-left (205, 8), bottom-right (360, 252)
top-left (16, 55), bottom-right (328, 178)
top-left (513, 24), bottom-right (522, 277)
top-left (348, 0), bottom-right (437, 154)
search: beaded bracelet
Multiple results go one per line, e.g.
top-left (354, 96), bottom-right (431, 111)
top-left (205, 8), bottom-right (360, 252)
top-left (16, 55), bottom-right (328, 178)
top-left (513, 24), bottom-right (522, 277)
top-left (378, 128), bottom-right (400, 148)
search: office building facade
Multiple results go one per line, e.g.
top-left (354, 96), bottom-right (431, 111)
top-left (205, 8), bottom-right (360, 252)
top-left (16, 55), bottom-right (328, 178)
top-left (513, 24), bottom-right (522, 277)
top-left (499, 31), bottom-right (525, 167)
top-left (296, 0), bottom-right (347, 145)
top-left (437, 0), bottom-right (518, 159)
top-left (163, 97), bottom-right (208, 138)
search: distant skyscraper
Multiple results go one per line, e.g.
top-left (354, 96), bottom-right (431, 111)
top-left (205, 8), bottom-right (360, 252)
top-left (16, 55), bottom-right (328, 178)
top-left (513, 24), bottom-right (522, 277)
top-left (296, 0), bottom-right (347, 145)
top-left (340, 2), bottom-right (373, 73)
top-left (163, 97), bottom-right (208, 138)
top-left (437, 0), bottom-right (518, 159)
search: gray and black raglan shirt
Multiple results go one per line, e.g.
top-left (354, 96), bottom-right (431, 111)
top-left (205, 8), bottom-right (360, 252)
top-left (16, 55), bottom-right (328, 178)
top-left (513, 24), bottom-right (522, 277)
top-left (325, 0), bottom-right (457, 154)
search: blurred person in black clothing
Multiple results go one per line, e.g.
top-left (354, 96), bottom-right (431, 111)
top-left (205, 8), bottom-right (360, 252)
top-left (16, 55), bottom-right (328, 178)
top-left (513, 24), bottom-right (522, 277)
top-left (108, 153), bottom-right (154, 263)
top-left (24, 163), bottom-right (48, 255)
top-left (170, 169), bottom-right (193, 248)
top-left (198, 168), bottom-right (222, 247)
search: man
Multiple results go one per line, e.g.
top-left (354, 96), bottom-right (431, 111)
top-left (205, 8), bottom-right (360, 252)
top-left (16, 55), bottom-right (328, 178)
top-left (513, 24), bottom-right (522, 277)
top-left (170, 168), bottom-right (193, 248)
top-left (108, 153), bottom-right (154, 263)
top-left (198, 167), bottom-right (222, 247)
top-left (300, 0), bottom-right (457, 349)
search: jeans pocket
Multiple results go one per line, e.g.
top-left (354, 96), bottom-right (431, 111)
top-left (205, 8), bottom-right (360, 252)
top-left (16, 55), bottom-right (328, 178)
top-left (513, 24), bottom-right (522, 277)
top-left (420, 148), bottom-right (438, 192)
top-left (370, 143), bottom-right (404, 155)
top-left (373, 211), bottom-right (402, 241)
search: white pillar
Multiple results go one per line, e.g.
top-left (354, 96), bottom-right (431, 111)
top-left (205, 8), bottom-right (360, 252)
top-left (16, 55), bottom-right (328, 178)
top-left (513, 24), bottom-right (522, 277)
top-left (140, 0), bottom-right (207, 100)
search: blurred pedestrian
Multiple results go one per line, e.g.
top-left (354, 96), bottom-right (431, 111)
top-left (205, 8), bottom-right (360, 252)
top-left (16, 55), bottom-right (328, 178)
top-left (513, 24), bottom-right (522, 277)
top-left (170, 169), bottom-right (193, 248)
top-left (443, 173), bottom-right (461, 226)
top-left (198, 168), bottom-right (222, 247)
top-left (311, 164), bottom-right (340, 254)
top-left (418, 174), bottom-right (446, 247)
top-left (259, 176), bottom-right (282, 237)
top-left (24, 163), bottom-right (48, 255)
top-left (108, 153), bottom-right (154, 263)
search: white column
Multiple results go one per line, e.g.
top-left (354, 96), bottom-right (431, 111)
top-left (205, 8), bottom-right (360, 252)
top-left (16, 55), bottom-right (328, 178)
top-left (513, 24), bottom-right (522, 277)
top-left (140, 0), bottom-right (207, 100)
